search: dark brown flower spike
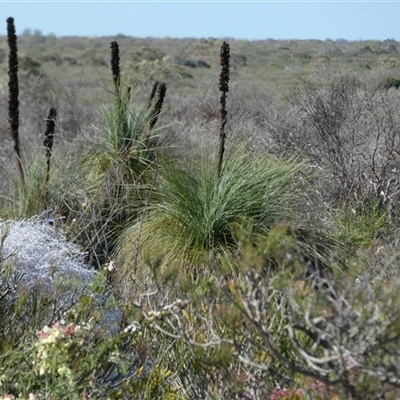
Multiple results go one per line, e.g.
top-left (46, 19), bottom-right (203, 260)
top-left (217, 41), bottom-right (230, 178)
top-left (110, 41), bottom-right (120, 90)
top-left (149, 82), bottom-right (167, 133)
top-left (7, 17), bottom-right (24, 187)
top-left (148, 81), bottom-right (160, 105)
top-left (43, 107), bottom-right (57, 197)
top-left (44, 107), bottom-right (57, 160)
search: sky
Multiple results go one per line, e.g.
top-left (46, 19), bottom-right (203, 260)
top-left (0, 1), bottom-right (400, 41)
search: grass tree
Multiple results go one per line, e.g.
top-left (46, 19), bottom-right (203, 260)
top-left (114, 144), bottom-right (317, 288)
top-left (61, 89), bottom-right (168, 265)
top-left (63, 42), bottom-right (169, 266)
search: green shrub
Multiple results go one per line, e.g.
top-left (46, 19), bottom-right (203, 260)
top-left (0, 316), bottom-right (117, 398)
top-left (382, 77), bottom-right (400, 89)
top-left (0, 152), bottom-right (65, 218)
top-left (333, 197), bottom-right (391, 248)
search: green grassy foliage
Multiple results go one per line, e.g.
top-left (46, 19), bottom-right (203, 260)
top-left (333, 198), bottom-right (391, 248)
top-left (81, 84), bottom-right (161, 186)
top-left (0, 152), bottom-right (64, 218)
top-left (115, 145), bottom-right (306, 279)
top-left (59, 83), bottom-right (168, 266)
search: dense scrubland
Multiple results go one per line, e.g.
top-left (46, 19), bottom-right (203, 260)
top-left (2, 22), bottom-right (400, 399)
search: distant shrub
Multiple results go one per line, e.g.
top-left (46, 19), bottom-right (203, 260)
top-left (20, 55), bottom-right (41, 76)
top-left (196, 59), bottom-right (211, 68)
top-left (80, 49), bottom-right (107, 67)
top-left (62, 56), bottom-right (78, 65)
top-left (179, 59), bottom-right (197, 68)
top-left (41, 52), bottom-right (62, 65)
top-left (230, 53), bottom-right (247, 68)
top-left (382, 77), bottom-right (400, 89)
top-left (270, 73), bottom-right (400, 219)
top-left (379, 57), bottom-right (400, 68)
top-left (359, 45), bottom-right (372, 53)
top-left (127, 45), bottom-right (166, 64)
top-left (178, 59), bottom-right (211, 68)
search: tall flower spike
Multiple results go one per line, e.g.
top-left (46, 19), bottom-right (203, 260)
top-left (217, 41), bottom-right (230, 178)
top-left (43, 107), bottom-right (57, 201)
top-left (7, 16), bottom-right (24, 187)
top-left (149, 82), bottom-right (167, 132)
top-left (148, 80), bottom-right (160, 108)
top-left (44, 107), bottom-right (57, 160)
top-left (219, 41), bottom-right (230, 94)
top-left (110, 41), bottom-right (120, 90)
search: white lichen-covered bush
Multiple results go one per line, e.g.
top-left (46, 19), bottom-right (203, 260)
top-left (0, 216), bottom-right (95, 294)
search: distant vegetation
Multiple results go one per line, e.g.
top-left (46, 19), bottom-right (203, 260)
top-left (2, 19), bottom-right (400, 399)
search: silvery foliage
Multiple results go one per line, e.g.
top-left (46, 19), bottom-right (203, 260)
top-left (0, 215), bottom-right (95, 299)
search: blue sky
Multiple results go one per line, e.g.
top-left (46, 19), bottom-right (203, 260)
top-left (0, 1), bottom-right (399, 41)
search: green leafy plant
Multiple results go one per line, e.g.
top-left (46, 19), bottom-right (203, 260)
top-left (62, 80), bottom-right (169, 265)
top-left (0, 313), bottom-right (129, 399)
top-left (334, 197), bottom-right (391, 249)
top-left (60, 43), bottom-right (169, 266)
top-left (115, 144), bottom-right (308, 284)
top-left (0, 153), bottom-right (63, 218)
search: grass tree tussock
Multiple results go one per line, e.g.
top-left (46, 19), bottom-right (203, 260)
top-left (96, 85), bottom-right (166, 171)
top-left (64, 84), bottom-right (169, 266)
top-left (60, 45), bottom-right (168, 266)
top-left (115, 145), bottom-right (318, 283)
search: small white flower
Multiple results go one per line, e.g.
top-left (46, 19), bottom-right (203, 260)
top-left (105, 260), bottom-right (115, 272)
top-left (108, 350), bottom-right (120, 363)
top-left (123, 321), bottom-right (141, 333)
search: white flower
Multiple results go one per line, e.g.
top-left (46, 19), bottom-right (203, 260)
top-left (108, 350), bottom-right (120, 363)
top-left (123, 321), bottom-right (141, 333)
top-left (105, 260), bottom-right (115, 272)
